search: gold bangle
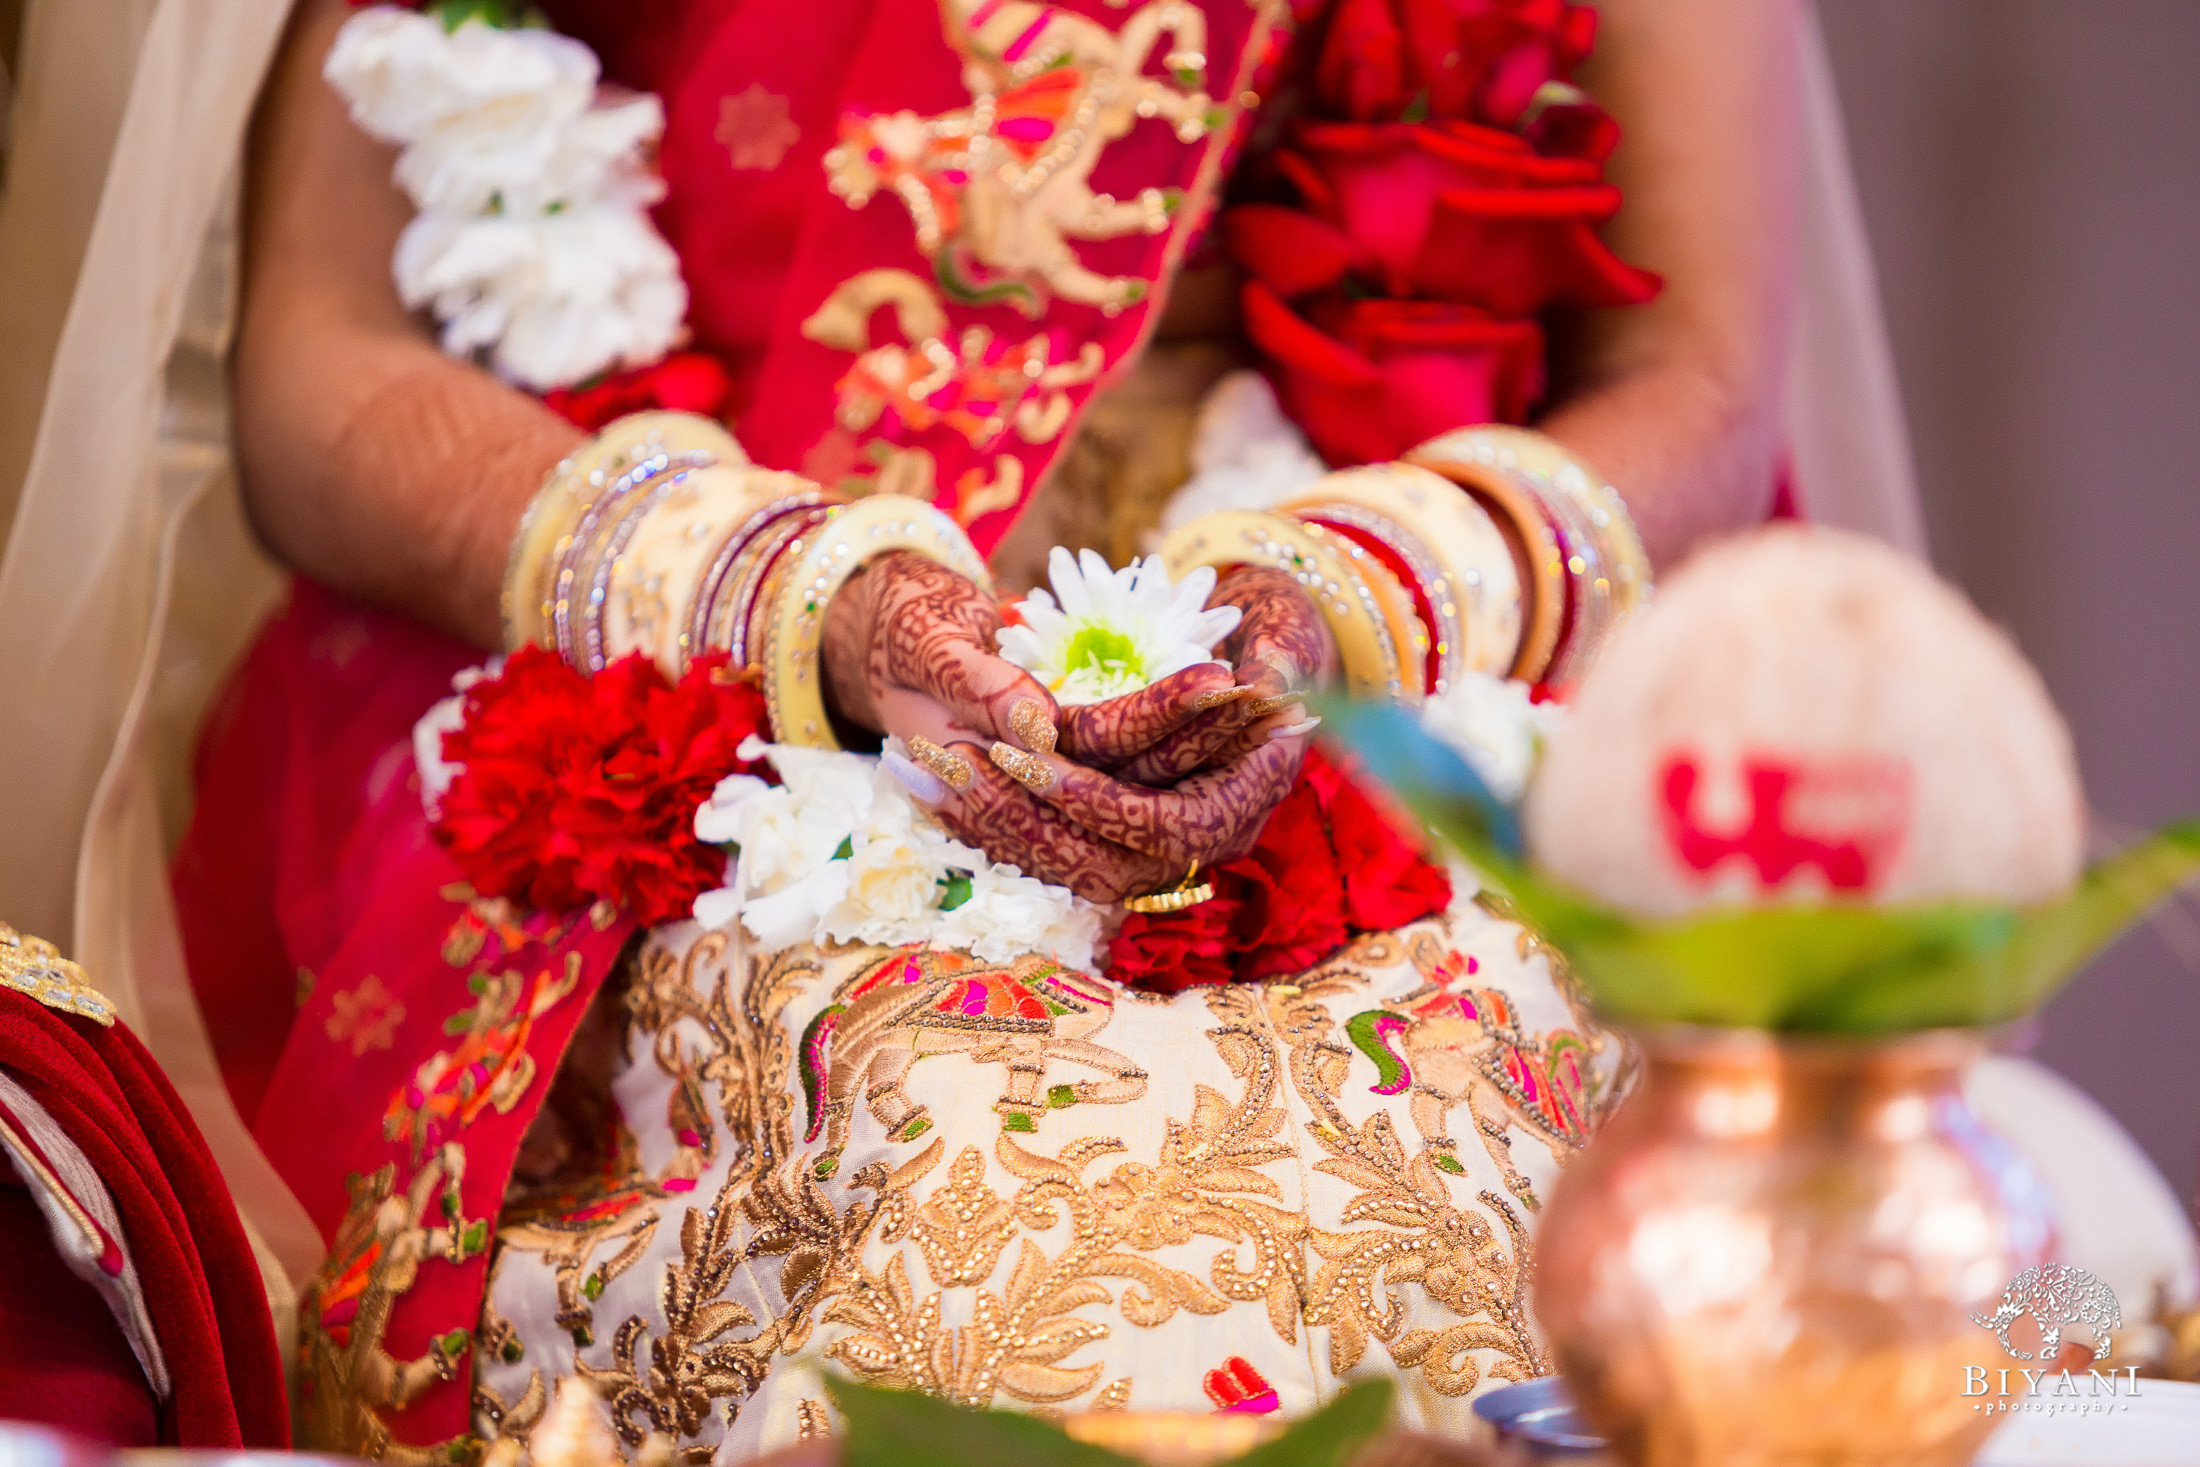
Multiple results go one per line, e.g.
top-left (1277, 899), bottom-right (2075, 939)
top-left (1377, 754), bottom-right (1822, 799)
top-left (502, 411), bottom-right (743, 654)
top-left (1406, 427), bottom-right (1649, 682)
top-left (1405, 431), bottom-right (1567, 683)
top-left (685, 489), bottom-right (835, 673)
top-left (761, 496), bottom-right (993, 749)
top-left (1122, 862), bottom-right (1216, 914)
top-left (1158, 510), bottom-right (1417, 701)
top-left (1281, 462), bottom-right (1525, 689)
top-left (1467, 425), bottom-right (1651, 616)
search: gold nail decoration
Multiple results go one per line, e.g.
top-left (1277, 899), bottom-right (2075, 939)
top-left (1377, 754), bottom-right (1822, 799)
top-left (1190, 686), bottom-right (1253, 712)
top-left (907, 736), bottom-right (974, 791)
top-left (1009, 698), bottom-right (1058, 755)
top-left (989, 741), bottom-right (1057, 793)
top-left (1244, 692), bottom-right (1306, 719)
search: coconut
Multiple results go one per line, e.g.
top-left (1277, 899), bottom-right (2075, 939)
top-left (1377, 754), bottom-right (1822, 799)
top-left (1523, 525), bottom-right (2085, 916)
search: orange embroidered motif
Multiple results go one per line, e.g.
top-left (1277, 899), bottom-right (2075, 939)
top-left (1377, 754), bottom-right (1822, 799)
top-left (804, 269), bottom-right (1104, 452)
top-left (327, 974), bottom-right (406, 1056)
top-left (383, 953), bottom-right (583, 1158)
top-left (797, 947), bottom-right (1146, 1178)
top-left (824, 0), bottom-right (1220, 314)
top-left (717, 83), bottom-right (800, 172)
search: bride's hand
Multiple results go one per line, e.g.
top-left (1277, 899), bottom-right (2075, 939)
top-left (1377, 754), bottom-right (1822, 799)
top-left (823, 550), bottom-right (1244, 759)
top-left (904, 730), bottom-right (1310, 903)
top-left (1102, 565), bottom-right (1335, 786)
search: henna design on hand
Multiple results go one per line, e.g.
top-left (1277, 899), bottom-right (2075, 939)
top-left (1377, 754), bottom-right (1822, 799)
top-left (930, 742), bottom-right (1179, 902)
top-left (820, 551), bottom-right (1060, 747)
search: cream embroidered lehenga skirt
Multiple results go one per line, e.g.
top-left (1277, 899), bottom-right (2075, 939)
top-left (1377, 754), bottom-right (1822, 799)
top-left (470, 879), bottom-right (1621, 1455)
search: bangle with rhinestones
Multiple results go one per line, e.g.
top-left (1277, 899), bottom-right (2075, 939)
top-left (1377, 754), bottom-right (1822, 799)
top-left (1279, 462), bottom-right (1525, 695)
top-left (759, 496), bottom-right (994, 749)
top-left (503, 411), bottom-right (743, 655)
top-left (1405, 426), bottom-right (1649, 684)
top-left (1157, 509), bottom-right (1421, 702)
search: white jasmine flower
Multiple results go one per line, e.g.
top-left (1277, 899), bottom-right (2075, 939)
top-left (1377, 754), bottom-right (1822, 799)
top-left (1154, 371), bottom-right (1328, 542)
top-left (997, 547), bottom-right (1241, 705)
top-left (940, 864), bottom-right (1104, 970)
top-left (1419, 671), bottom-right (1565, 804)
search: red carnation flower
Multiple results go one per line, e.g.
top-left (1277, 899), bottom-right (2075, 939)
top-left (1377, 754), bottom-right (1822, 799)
top-left (542, 350), bottom-right (734, 433)
top-left (434, 648), bottom-right (770, 925)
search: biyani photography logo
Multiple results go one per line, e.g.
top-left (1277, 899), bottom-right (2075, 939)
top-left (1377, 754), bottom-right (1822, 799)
top-left (1963, 1264), bottom-right (2141, 1417)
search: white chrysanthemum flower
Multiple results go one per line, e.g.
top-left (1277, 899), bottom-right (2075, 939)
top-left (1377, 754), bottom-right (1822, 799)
top-left (1419, 671), bottom-right (1565, 804)
top-left (997, 547), bottom-right (1242, 706)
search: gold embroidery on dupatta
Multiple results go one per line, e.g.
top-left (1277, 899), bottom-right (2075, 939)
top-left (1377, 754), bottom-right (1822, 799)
top-left (825, 0), bottom-right (1219, 315)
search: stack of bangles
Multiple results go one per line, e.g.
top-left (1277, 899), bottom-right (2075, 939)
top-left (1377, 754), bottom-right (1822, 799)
top-left (501, 410), bottom-right (990, 749)
top-left (1159, 424), bottom-right (1651, 694)
top-left (500, 412), bottom-right (1647, 911)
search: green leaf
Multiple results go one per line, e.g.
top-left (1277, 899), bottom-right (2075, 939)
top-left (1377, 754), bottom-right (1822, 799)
top-left (938, 873), bottom-right (975, 911)
top-left (833, 836), bottom-right (855, 861)
top-left (829, 1380), bottom-right (1138, 1467)
top-left (1322, 697), bottom-right (2200, 1035)
top-left (1223, 1379), bottom-right (1393, 1467)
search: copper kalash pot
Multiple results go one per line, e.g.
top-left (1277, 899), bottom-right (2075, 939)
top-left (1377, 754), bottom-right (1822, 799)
top-left (1533, 1027), bottom-right (2055, 1466)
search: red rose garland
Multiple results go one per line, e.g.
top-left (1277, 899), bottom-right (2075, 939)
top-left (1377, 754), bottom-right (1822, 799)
top-left (1106, 747), bottom-right (1453, 994)
top-left (433, 648), bottom-right (771, 926)
top-left (1226, 0), bottom-right (1659, 466)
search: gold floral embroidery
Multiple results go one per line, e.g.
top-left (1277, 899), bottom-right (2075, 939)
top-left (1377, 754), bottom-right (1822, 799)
top-left (804, 271), bottom-right (1106, 453)
top-left (1247, 971), bottom-right (1546, 1397)
top-left (824, 0), bottom-right (1218, 314)
top-left (299, 1147), bottom-right (486, 1462)
top-left (328, 975), bottom-right (407, 1056)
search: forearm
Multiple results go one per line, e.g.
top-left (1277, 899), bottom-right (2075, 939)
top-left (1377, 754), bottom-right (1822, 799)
top-left (232, 0), bottom-right (583, 649)
top-left (1542, 0), bottom-right (1803, 570)
top-left (234, 321), bottom-right (581, 649)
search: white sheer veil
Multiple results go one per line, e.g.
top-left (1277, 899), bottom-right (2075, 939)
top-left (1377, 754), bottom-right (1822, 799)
top-left (0, 0), bottom-right (1929, 1318)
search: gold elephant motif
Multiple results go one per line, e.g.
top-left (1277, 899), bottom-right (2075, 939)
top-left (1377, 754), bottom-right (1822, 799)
top-left (798, 948), bottom-right (1149, 1178)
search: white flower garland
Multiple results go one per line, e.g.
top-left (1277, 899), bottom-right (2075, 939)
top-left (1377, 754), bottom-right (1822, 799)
top-left (325, 5), bottom-right (686, 390)
top-left (692, 739), bottom-right (1105, 970)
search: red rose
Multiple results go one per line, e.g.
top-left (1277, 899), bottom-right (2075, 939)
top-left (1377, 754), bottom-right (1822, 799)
top-left (1109, 896), bottom-right (1240, 993)
top-left (436, 648), bottom-right (771, 925)
top-left (542, 350), bottom-right (734, 433)
top-left (1241, 280), bottom-right (1542, 464)
top-left (1312, 0), bottom-right (1600, 129)
top-left (1229, 781), bottom-right (1351, 978)
top-left (1287, 121), bottom-right (1658, 315)
top-left (1102, 748), bottom-right (1452, 992)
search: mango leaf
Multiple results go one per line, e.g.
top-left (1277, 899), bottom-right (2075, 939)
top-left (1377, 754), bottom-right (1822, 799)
top-left (830, 1380), bottom-right (1135, 1467)
top-left (831, 1378), bottom-right (1394, 1467)
top-left (1225, 1380), bottom-right (1394, 1467)
top-left (1322, 699), bottom-right (2200, 1035)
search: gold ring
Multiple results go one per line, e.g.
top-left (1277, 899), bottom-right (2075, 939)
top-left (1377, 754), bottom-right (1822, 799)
top-left (1123, 861), bottom-right (1216, 914)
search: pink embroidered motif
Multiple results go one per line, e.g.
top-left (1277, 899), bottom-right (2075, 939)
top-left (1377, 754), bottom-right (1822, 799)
top-left (1658, 753), bottom-right (1912, 894)
top-left (717, 83), bottom-right (800, 172)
